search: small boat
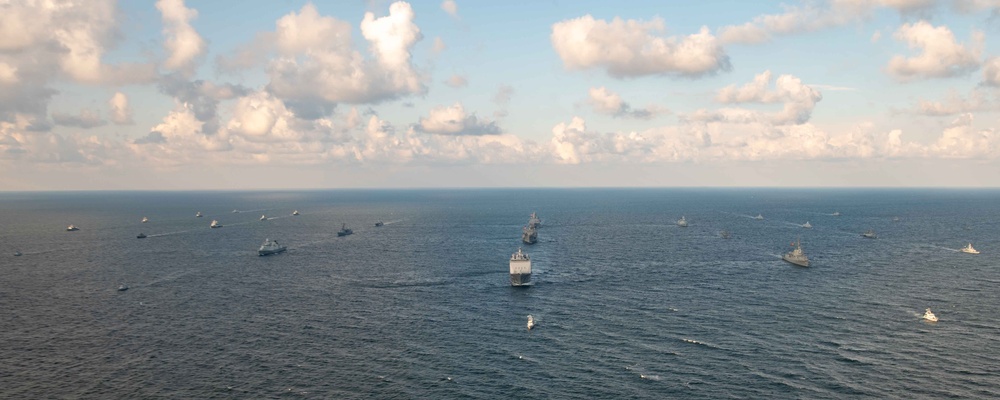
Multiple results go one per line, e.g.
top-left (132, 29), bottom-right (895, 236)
top-left (719, 230), bottom-right (732, 239)
top-left (922, 308), bottom-right (938, 322)
top-left (66, 225), bottom-right (80, 231)
top-left (117, 284), bottom-right (128, 291)
top-left (141, 217), bottom-right (149, 223)
top-left (832, 211), bottom-right (841, 216)
top-left (232, 209), bottom-right (239, 213)
top-left (375, 220), bottom-right (384, 227)
top-left (677, 216), bottom-right (688, 227)
top-left (196, 211), bottom-right (203, 218)
top-left (210, 220), bottom-right (222, 228)
top-left (961, 243), bottom-right (980, 254)
top-left (861, 229), bottom-right (877, 239)
top-left (782, 239), bottom-right (810, 267)
top-left (337, 223), bottom-right (353, 237)
top-left (527, 315), bottom-right (535, 330)
top-left (754, 214), bottom-right (764, 220)
top-left (13, 250), bottom-right (22, 256)
top-left (292, 210), bottom-right (300, 216)
top-left (893, 216), bottom-right (900, 222)
top-left (802, 221), bottom-right (812, 228)
top-left (136, 233), bottom-right (147, 239)
top-left (258, 238), bottom-right (287, 256)
top-left (260, 215), bottom-right (267, 221)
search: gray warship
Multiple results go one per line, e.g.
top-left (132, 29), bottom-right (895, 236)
top-left (509, 247), bottom-right (532, 286)
top-left (528, 212), bottom-right (542, 229)
top-left (337, 223), bottom-right (353, 237)
top-left (522, 225), bottom-right (538, 245)
top-left (258, 238), bottom-right (286, 256)
top-left (782, 239), bottom-right (810, 267)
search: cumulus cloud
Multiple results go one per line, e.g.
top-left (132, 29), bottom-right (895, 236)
top-left (52, 109), bottom-right (107, 129)
top-left (445, 74), bottom-right (468, 88)
top-left (157, 73), bottom-right (250, 133)
top-left (910, 88), bottom-right (995, 115)
top-left (684, 70), bottom-right (822, 125)
top-left (441, 0), bottom-right (459, 18)
top-left (261, 2), bottom-right (426, 107)
top-left (0, 115), bottom-right (123, 164)
top-left (156, 0), bottom-right (207, 74)
top-left (586, 87), bottom-right (667, 119)
top-left (108, 92), bottom-right (134, 125)
top-left (416, 103), bottom-right (502, 135)
top-left (551, 15), bottom-right (730, 78)
top-left (493, 84), bottom-right (514, 119)
top-left (717, 0), bottom-right (937, 45)
top-left (983, 57), bottom-right (1000, 86)
top-left (432, 37), bottom-right (446, 55)
top-left (886, 21), bottom-right (983, 81)
top-left (929, 113), bottom-right (996, 157)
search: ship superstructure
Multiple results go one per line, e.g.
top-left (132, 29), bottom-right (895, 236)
top-left (510, 247), bottom-right (532, 286)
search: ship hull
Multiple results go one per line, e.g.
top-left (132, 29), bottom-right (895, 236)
top-left (782, 256), bottom-right (809, 267)
top-left (337, 231), bottom-right (352, 237)
top-left (510, 273), bottom-right (531, 286)
top-left (258, 247), bottom-right (286, 256)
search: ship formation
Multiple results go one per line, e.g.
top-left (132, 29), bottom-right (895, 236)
top-left (522, 212), bottom-right (539, 245)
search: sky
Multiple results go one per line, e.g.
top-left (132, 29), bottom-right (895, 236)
top-left (2, 0), bottom-right (1000, 190)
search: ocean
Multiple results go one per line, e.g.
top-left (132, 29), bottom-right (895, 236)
top-left (1, 189), bottom-right (998, 399)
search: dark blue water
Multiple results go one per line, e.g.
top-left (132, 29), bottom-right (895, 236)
top-left (1, 189), bottom-right (999, 398)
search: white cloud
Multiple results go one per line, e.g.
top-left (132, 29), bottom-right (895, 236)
top-left (953, 0), bottom-right (1000, 13)
top-left (717, 0), bottom-right (937, 45)
top-left (685, 70), bottom-right (822, 125)
top-left (108, 92), bottom-right (134, 125)
top-left (586, 87), bottom-right (667, 119)
top-left (445, 74), bottom-right (468, 88)
top-left (551, 15), bottom-right (730, 78)
top-left (871, 30), bottom-right (883, 43)
top-left (432, 37), bottom-right (446, 55)
top-left (263, 2), bottom-right (427, 105)
top-left (886, 21), bottom-right (983, 81)
top-left (441, 0), bottom-right (458, 18)
top-left (156, 0), bottom-right (207, 74)
top-left (983, 57), bottom-right (1000, 86)
top-left (416, 103), bottom-right (501, 135)
top-left (911, 88), bottom-right (995, 115)
top-left (929, 113), bottom-right (997, 157)
top-left (52, 109), bottom-right (107, 129)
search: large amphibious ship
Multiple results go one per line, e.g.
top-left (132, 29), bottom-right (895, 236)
top-left (510, 247), bottom-right (532, 286)
top-left (782, 239), bottom-right (810, 267)
top-left (528, 212), bottom-right (542, 229)
top-left (258, 238), bottom-right (286, 256)
top-left (522, 225), bottom-right (538, 245)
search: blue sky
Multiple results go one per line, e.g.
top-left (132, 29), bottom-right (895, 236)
top-left (2, 0), bottom-right (1000, 190)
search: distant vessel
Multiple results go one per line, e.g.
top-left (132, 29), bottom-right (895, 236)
top-left (375, 220), bottom-right (384, 227)
top-left (136, 233), bottom-right (147, 239)
top-left (961, 243), bottom-right (979, 254)
top-left (522, 225), bottom-right (538, 245)
top-left (196, 211), bottom-right (203, 218)
top-left (754, 214), bottom-right (764, 220)
top-left (66, 225), bottom-right (80, 231)
top-left (260, 215), bottom-right (266, 221)
top-left (528, 212), bottom-right (542, 229)
top-left (832, 211), bottom-right (841, 216)
top-left (861, 229), bottom-right (877, 239)
top-left (232, 209), bottom-right (239, 213)
top-left (526, 315), bottom-right (535, 330)
top-left (210, 220), bottom-right (222, 228)
top-left (13, 250), bottom-right (22, 256)
top-left (893, 216), bottom-right (900, 222)
top-left (117, 284), bottom-right (128, 291)
top-left (782, 239), bottom-right (810, 267)
top-left (510, 247), bottom-right (532, 286)
top-left (292, 210), bottom-right (300, 216)
top-left (258, 238), bottom-right (287, 256)
top-left (802, 221), bottom-right (812, 228)
top-left (141, 217), bottom-right (149, 223)
top-left (677, 216), bottom-right (688, 227)
top-left (719, 230), bottom-right (732, 239)
top-left (337, 223), bottom-right (353, 237)
top-left (922, 308), bottom-right (938, 322)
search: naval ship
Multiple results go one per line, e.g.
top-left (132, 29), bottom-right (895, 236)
top-left (522, 225), bottom-right (538, 245)
top-left (337, 223), bottom-right (353, 237)
top-left (196, 211), bottom-right (203, 218)
top-left (66, 225), bottom-right (80, 231)
top-left (677, 216), bottom-right (688, 227)
top-left (528, 212), bottom-right (542, 229)
top-left (510, 247), bottom-right (531, 286)
top-left (782, 239), bottom-right (810, 267)
top-left (258, 238), bottom-right (286, 256)
top-left (210, 220), bottom-right (222, 228)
